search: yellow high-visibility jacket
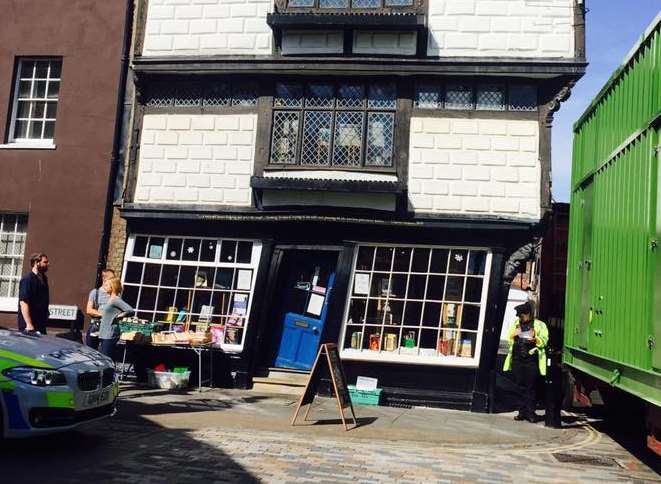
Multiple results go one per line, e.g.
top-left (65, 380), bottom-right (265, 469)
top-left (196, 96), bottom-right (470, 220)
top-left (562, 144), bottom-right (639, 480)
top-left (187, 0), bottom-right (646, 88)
top-left (503, 318), bottom-right (549, 376)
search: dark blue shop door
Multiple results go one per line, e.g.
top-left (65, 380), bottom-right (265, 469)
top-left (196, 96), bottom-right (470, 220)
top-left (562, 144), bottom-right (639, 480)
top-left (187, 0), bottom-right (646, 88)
top-left (274, 253), bottom-right (337, 370)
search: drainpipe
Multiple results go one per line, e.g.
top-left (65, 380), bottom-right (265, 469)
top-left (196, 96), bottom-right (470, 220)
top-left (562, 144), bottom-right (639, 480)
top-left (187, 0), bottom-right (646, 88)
top-left (96, 0), bottom-right (135, 287)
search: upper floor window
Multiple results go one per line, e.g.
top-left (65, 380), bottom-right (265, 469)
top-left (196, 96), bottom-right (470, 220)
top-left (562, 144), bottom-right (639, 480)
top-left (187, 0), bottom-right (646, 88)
top-left (143, 79), bottom-right (258, 111)
top-left (8, 58), bottom-right (61, 144)
top-left (270, 80), bottom-right (396, 169)
top-left (415, 81), bottom-right (538, 112)
top-left (0, 214), bottom-right (27, 310)
top-left (286, 0), bottom-right (415, 9)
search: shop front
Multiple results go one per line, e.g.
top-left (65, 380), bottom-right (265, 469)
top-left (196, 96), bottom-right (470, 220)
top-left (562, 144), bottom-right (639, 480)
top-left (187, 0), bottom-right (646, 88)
top-left (116, 214), bottom-right (516, 410)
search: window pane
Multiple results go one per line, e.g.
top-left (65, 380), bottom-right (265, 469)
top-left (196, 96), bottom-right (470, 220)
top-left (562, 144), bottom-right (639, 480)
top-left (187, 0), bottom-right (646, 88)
top-left (133, 236), bottom-right (148, 257)
top-left (49, 60), bottom-right (62, 78)
top-left (123, 285), bottom-right (139, 307)
top-left (423, 302), bottom-right (442, 327)
top-left (29, 121), bottom-right (43, 139)
top-left (356, 246), bottom-right (374, 270)
top-left (271, 111), bottom-right (300, 164)
top-left (353, 0), bottom-right (380, 6)
top-left (220, 240), bottom-right (237, 263)
top-left (45, 102), bottom-right (57, 118)
top-left (231, 82), bottom-right (257, 106)
top-left (143, 263), bottom-right (161, 286)
top-left (289, 0), bottom-right (315, 6)
top-left (18, 81), bottom-right (32, 98)
top-left (462, 305), bottom-right (480, 331)
top-left (367, 83), bottom-right (396, 109)
top-left (16, 101), bottom-right (31, 118)
top-left (138, 287), bottom-right (157, 312)
top-left (445, 83), bottom-right (473, 110)
top-left (274, 82), bottom-right (303, 108)
top-left (448, 250), bottom-right (468, 274)
top-left (13, 121), bottom-right (28, 138)
top-left (337, 83), bottom-right (364, 108)
top-left (374, 247), bottom-right (393, 271)
top-left (509, 84), bottom-right (537, 111)
top-left (365, 112), bottom-right (394, 167)
top-left (411, 248), bottom-right (430, 272)
top-left (46, 81), bottom-right (60, 99)
top-left (237, 241), bottom-right (253, 263)
top-left (407, 274), bottom-right (426, 299)
top-left (426, 275), bottom-right (445, 301)
top-left (43, 121), bottom-right (55, 139)
top-left (166, 238), bottom-right (183, 260)
top-left (306, 83), bottom-right (334, 108)
top-left (468, 250), bottom-right (487, 275)
top-left (34, 81), bottom-right (47, 98)
top-left (320, 0), bottom-right (349, 7)
top-left (35, 61), bottom-right (50, 78)
top-left (182, 239), bottom-right (201, 261)
top-left (148, 237), bottom-right (165, 259)
top-left (392, 247), bottom-right (411, 272)
top-left (214, 268), bottom-right (234, 290)
top-left (301, 111), bottom-right (332, 166)
top-left (200, 240), bottom-right (217, 262)
top-left (445, 277), bottom-right (464, 301)
top-left (476, 84), bottom-right (505, 111)
top-left (332, 111), bottom-right (364, 166)
top-left (465, 277), bottom-right (483, 303)
top-left (32, 101), bottom-right (46, 118)
top-left (430, 249), bottom-right (449, 273)
top-left (415, 82), bottom-right (441, 109)
top-left (20, 61), bottom-right (36, 79)
top-left (161, 265), bottom-right (180, 287)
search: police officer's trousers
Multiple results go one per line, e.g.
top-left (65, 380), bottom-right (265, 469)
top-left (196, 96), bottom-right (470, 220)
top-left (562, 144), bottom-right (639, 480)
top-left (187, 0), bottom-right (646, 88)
top-left (513, 357), bottom-right (539, 418)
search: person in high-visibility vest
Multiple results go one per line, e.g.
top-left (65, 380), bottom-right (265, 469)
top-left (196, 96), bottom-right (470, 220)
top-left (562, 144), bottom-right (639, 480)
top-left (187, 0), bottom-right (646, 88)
top-left (503, 301), bottom-right (548, 422)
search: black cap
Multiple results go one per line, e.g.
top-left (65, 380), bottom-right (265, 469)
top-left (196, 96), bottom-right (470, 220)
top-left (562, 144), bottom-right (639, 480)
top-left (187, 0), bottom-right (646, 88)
top-left (515, 302), bottom-right (532, 316)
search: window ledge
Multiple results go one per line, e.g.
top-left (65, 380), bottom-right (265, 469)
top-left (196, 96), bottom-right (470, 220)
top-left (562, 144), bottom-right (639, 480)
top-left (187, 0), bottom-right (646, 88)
top-left (0, 297), bottom-right (18, 313)
top-left (251, 175), bottom-right (404, 193)
top-left (0, 142), bottom-right (56, 150)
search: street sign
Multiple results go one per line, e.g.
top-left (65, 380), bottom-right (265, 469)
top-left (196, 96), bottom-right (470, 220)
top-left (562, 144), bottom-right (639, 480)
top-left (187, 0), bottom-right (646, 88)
top-left (49, 305), bottom-right (78, 321)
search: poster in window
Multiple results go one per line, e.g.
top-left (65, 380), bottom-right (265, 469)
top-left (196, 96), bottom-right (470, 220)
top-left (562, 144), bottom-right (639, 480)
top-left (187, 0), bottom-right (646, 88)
top-left (353, 273), bottom-right (370, 295)
top-left (148, 244), bottom-right (163, 259)
top-left (236, 269), bottom-right (252, 290)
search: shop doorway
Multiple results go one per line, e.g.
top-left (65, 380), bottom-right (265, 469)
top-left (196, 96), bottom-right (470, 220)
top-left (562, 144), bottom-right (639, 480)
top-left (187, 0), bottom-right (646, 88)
top-left (264, 250), bottom-right (339, 371)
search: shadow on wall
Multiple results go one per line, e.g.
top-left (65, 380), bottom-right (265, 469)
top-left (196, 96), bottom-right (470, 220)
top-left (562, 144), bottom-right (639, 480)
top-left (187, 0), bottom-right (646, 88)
top-left (0, 395), bottom-right (263, 483)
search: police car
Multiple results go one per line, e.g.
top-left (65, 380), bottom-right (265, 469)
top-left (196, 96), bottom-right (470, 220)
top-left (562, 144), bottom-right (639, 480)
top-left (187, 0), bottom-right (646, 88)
top-left (0, 328), bottom-right (118, 438)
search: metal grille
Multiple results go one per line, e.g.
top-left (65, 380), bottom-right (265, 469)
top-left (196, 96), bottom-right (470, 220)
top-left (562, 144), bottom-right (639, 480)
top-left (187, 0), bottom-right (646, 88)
top-left (333, 112), bottom-right (364, 166)
top-left (275, 83), bottom-right (303, 108)
top-left (476, 84), bottom-right (505, 111)
top-left (174, 84), bottom-right (203, 107)
top-left (102, 368), bottom-right (115, 387)
top-left (78, 371), bottom-right (101, 391)
top-left (366, 112), bottom-right (394, 167)
top-left (320, 0), bottom-right (349, 7)
top-left (231, 83), bottom-right (258, 107)
top-left (271, 111), bottom-right (300, 164)
top-left (337, 83), bottom-right (365, 108)
top-left (368, 83), bottom-right (396, 109)
top-left (445, 84), bottom-right (473, 110)
top-left (301, 111), bottom-right (332, 166)
top-left (415, 83), bottom-right (441, 109)
top-left (306, 83), bottom-right (334, 108)
top-left (509, 85), bottom-right (538, 111)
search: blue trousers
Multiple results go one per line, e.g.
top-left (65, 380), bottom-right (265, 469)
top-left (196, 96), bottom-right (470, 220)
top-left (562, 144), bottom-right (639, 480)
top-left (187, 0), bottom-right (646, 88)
top-left (99, 338), bottom-right (118, 359)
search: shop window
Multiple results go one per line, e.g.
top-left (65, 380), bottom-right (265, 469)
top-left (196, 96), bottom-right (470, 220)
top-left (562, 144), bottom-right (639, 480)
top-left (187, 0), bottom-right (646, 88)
top-left (414, 80), bottom-right (538, 112)
top-left (122, 235), bottom-right (262, 352)
top-left (270, 80), bottom-right (396, 169)
top-left (8, 58), bottom-right (61, 145)
top-left (0, 214), bottom-right (27, 310)
top-left (341, 244), bottom-right (490, 365)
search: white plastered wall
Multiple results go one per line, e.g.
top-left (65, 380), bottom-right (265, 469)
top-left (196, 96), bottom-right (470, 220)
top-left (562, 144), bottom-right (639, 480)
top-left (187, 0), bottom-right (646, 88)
top-left (408, 117), bottom-right (541, 220)
top-left (134, 113), bottom-right (255, 206)
top-left (427, 0), bottom-right (576, 58)
top-left (142, 0), bottom-right (272, 56)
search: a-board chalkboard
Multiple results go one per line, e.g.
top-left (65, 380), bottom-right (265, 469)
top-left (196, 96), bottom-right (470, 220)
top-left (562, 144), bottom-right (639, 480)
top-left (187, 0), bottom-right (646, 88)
top-left (291, 343), bottom-right (357, 431)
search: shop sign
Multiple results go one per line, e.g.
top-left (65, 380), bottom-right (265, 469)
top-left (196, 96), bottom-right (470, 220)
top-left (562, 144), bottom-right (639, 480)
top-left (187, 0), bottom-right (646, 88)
top-left (49, 305), bottom-right (78, 321)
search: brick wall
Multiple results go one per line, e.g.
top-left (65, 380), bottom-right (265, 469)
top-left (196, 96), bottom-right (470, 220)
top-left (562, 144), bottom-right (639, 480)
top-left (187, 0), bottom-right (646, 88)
top-left (134, 113), bottom-right (256, 206)
top-left (427, 0), bottom-right (575, 58)
top-left (142, 0), bottom-right (272, 56)
top-left (106, 207), bottom-right (127, 276)
top-left (408, 117), bottom-right (540, 220)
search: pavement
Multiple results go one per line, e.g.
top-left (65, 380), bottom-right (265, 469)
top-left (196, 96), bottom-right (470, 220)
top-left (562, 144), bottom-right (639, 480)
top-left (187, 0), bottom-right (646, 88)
top-left (1, 385), bottom-right (659, 483)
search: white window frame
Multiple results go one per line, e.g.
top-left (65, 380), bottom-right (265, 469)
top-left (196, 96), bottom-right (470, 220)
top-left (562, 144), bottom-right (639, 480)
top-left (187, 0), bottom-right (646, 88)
top-left (339, 242), bottom-right (492, 367)
top-left (122, 234), bottom-right (263, 353)
top-left (6, 58), bottom-right (61, 148)
top-left (0, 214), bottom-right (28, 312)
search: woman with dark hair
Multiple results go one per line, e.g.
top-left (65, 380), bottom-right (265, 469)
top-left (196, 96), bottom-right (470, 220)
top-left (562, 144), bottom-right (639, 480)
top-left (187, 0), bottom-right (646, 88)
top-left (98, 277), bottom-right (134, 358)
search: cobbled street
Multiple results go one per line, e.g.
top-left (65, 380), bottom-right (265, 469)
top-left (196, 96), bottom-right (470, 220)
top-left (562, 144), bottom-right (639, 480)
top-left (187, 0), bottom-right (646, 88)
top-left (1, 388), bottom-right (659, 483)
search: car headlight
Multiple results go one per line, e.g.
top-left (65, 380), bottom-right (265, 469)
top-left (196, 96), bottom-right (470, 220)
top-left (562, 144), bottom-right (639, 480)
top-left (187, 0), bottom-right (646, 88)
top-left (2, 366), bottom-right (67, 386)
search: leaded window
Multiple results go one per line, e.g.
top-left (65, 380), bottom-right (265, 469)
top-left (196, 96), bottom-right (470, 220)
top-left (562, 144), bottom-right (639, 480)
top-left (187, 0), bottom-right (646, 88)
top-left (287, 0), bottom-right (415, 9)
top-left (415, 80), bottom-right (538, 112)
top-left (0, 214), bottom-right (27, 309)
top-left (122, 235), bottom-right (263, 351)
top-left (270, 80), bottom-right (397, 168)
top-left (143, 80), bottom-right (258, 110)
top-left (8, 58), bottom-right (61, 143)
top-left (341, 244), bottom-right (491, 365)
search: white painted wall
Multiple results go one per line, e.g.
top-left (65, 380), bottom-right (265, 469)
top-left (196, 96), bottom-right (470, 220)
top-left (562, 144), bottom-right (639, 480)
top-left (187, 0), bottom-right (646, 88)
top-left (282, 31), bottom-right (343, 55)
top-left (353, 31), bottom-right (417, 56)
top-left (142, 0), bottom-right (272, 56)
top-left (427, 0), bottom-right (576, 58)
top-left (134, 113), bottom-right (256, 206)
top-left (408, 117), bottom-right (541, 220)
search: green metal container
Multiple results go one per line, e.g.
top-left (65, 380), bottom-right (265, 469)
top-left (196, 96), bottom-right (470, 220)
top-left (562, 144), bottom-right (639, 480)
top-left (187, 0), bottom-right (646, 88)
top-left (564, 13), bottom-right (661, 408)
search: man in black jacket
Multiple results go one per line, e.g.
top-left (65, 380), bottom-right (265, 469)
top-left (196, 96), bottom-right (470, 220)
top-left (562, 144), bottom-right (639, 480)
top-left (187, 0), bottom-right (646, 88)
top-left (17, 253), bottom-right (50, 334)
